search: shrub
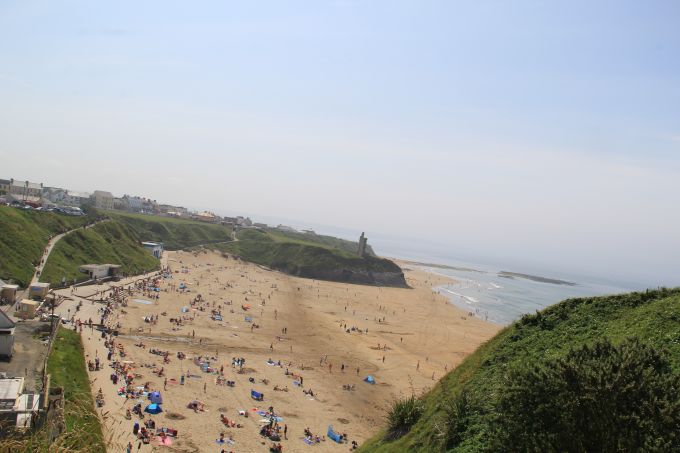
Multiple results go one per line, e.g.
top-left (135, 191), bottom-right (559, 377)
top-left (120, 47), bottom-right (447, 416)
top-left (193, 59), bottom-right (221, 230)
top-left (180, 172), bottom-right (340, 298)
top-left (386, 395), bottom-right (425, 441)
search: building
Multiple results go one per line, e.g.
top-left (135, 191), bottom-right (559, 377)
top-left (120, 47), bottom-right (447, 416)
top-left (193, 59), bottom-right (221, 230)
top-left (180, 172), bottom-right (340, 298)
top-left (91, 190), bottom-right (114, 210)
top-left (0, 280), bottom-right (19, 305)
top-left (28, 282), bottom-right (50, 301)
top-left (0, 309), bottom-right (16, 358)
top-left (253, 223), bottom-right (268, 229)
top-left (16, 300), bottom-right (39, 320)
top-left (9, 179), bottom-right (43, 202)
top-left (276, 224), bottom-right (296, 233)
top-left (357, 232), bottom-right (368, 257)
top-left (63, 190), bottom-right (91, 207)
top-left (0, 377), bottom-right (40, 429)
top-left (0, 179), bottom-right (10, 195)
top-left (42, 187), bottom-right (68, 204)
top-left (0, 377), bottom-right (24, 417)
top-left (142, 242), bottom-right (164, 259)
top-left (194, 211), bottom-right (219, 223)
top-left (78, 264), bottom-right (121, 280)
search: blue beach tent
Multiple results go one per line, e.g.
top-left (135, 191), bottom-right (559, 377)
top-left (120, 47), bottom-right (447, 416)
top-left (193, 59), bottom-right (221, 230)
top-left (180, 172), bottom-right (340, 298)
top-left (364, 375), bottom-right (375, 384)
top-left (328, 425), bottom-right (342, 443)
top-left (144, 403), bottom-right (162, 414)
top-left (149, 391), bottom-right (163, 404)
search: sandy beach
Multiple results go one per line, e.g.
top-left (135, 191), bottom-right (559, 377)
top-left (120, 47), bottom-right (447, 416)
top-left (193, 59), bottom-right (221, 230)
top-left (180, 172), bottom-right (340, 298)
top-left (63, 250), bottom-right (499, 452)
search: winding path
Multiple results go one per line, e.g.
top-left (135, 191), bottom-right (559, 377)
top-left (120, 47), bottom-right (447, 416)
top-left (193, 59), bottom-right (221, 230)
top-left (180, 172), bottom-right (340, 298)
top-left (30, 218), bottom-right (109, 285)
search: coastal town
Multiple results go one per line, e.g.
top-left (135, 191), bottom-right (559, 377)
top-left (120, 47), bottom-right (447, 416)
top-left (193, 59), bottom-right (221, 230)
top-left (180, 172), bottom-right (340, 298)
top-left (0, 177), bottom-right (263, 229)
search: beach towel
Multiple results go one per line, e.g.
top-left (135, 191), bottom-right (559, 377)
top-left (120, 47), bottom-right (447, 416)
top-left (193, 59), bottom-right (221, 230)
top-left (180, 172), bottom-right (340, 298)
top-left (245, 316), bottom-right (252, 322)
top-left (303, 437), bottom-right (315, 445)
top-left (158, 436), bottom-right (172, 446)
top-left (328, 425), bottom-right (342, 443)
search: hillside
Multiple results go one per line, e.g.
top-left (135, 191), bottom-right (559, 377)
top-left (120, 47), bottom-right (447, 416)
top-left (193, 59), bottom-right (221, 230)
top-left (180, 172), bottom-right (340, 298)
top-left (109, 212), bottom-right (233, 249)
top-left (361, 287), bottom-right (680, 452)
top-left (39, 221), bottom-right (160, 285)
top-left (0, 206), bottom-right (99, 286)
top-left (212, 229), bottom-right (407, 287)
top-left (39, 213), bottom-right (233, 286)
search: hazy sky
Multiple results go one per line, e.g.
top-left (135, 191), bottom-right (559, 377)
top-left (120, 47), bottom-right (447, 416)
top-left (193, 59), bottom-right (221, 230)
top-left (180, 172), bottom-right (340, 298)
top-left (1, 1), bottom-right (679, 286)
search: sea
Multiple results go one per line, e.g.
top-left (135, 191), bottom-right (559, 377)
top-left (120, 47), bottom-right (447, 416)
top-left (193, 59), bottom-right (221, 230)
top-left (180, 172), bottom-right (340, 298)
top-left (365, 235), bottom-right (635, 325)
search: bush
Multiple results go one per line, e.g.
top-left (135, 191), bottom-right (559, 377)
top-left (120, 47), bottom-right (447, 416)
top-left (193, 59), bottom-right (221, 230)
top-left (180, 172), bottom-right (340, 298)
top-left (386, 395), bottom-right (425, 441)
top-left (489, 338), bottom-right (680, 452)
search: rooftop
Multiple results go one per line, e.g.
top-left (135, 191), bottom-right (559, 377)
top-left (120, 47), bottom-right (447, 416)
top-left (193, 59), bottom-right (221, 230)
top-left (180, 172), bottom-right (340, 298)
top-left (0, 378), bottom-right (24, 410)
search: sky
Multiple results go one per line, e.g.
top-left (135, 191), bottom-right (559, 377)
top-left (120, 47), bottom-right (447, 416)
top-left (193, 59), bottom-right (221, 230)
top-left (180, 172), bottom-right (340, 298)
top-left (1, 1), bottom-right (679, 287)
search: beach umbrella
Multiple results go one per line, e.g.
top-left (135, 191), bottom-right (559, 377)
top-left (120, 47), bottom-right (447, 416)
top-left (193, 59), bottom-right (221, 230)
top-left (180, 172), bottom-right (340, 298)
top-left (145, 403), bottom-right (163, 414)
top-left (149, 391), bottom-right (163, 404)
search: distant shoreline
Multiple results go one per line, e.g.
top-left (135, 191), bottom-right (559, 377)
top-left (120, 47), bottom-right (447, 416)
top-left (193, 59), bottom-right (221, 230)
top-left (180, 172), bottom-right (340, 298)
top-left (400, 259), bottom-right (485, 274)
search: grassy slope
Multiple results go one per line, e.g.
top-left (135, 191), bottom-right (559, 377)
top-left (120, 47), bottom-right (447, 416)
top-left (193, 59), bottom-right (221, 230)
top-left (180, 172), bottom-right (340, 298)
top-left (214, 228), bottom-right (401, 277)
top-left (109, 211), bottom-right (233, 250)
top-left (0, 206), bottom-right (97, 286)
top-left (361, 288), bottom-right (680, 452)
top-left (265, 228), bottom-right (376, 256)
top-left (45, 327), bottom-right (105, 451)
top-left (39, 221), bottom-right (160, 285)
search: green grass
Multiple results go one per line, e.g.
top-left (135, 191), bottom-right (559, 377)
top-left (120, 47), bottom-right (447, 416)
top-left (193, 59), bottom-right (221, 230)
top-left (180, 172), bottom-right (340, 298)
top-left (264, 228), bottom-right (376, 256)
top-left (0, 206), bottom-right (99, 286)
top-left (39, 221), bottom-right (161, 285)
top-left (45, 326), bottom-right (105, 451)
top-left (360, 287), bottom-right (680, 452)
top-left (109, 211), bottom-right (233, 250)
top-left (211, 228), bottom-right (406, 287)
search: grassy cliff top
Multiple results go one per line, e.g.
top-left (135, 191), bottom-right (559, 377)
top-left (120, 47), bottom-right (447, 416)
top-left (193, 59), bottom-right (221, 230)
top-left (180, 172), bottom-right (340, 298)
top-left (361, 287), bottom-right (680, 452)
top-left (211, 228), bottom-right (405, 285)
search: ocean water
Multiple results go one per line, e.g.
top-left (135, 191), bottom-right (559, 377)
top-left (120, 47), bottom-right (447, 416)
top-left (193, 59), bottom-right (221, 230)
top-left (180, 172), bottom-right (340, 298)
top-left (418, 264), bottom-right (630, 325)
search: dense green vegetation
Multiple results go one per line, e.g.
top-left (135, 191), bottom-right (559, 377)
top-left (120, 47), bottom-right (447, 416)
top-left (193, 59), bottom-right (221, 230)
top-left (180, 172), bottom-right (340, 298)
top-left (0, 206), bottom-right (99, 286)
top-left (361, 288), bottom-right (680, 452)
top-left (212, 229), bottom-right (405, 286)
top-left (45, 327), bottom-right (105, 451)
top-left (109, 211), bottom-right (233, 250)
top-left (39, 221), bottom-right (160, 285)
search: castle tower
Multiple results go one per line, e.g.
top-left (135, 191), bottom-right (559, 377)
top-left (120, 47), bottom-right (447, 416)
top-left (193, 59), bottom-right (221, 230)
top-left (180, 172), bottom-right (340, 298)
top-left (358, 232), bottom-right (368, 257)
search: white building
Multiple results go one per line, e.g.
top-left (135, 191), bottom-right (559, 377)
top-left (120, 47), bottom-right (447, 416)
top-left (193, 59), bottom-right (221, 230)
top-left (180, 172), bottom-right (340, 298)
top-left (92, 190), bottom-right (114, 210)
top-left (63, 190), bottom-right (91, 207)
top-left (142, 242), bottom-right (164, 259)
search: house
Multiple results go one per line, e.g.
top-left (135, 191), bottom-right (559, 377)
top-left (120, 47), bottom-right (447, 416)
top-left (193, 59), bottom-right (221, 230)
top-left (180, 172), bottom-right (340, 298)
top-left (0, 377), bottom-right (24, 417)
top-left (0, 377), bottom-right (40, 429)
top-left (91, 190), bottom-right (114, 210)
top-left (78, 264), bottom-right (121, 280)
top-left (28, 282), bottom-right (50, 300)
top-left (0, 309), bottom-right (16, 358)
top-left (276, 224), bottom-right (296, 233)
top-left (16, 300), bottom-right (39, 320)
top-left (0, 179), bottom-right (10, 195)
top-left (42, 187), bottom-right (68, 204)
top-left (253, 223), bottom-right (268, 229)
top-left (9, 179), bottom-right (43, 201)
top-left (63, 190), bottom-right (91, 207)
top-left (194, 211), bottom-right (219, 223)
top-left (0, 280), bottom-right (19, 305)
top-left (142, 242), bottom-right (164, 259)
